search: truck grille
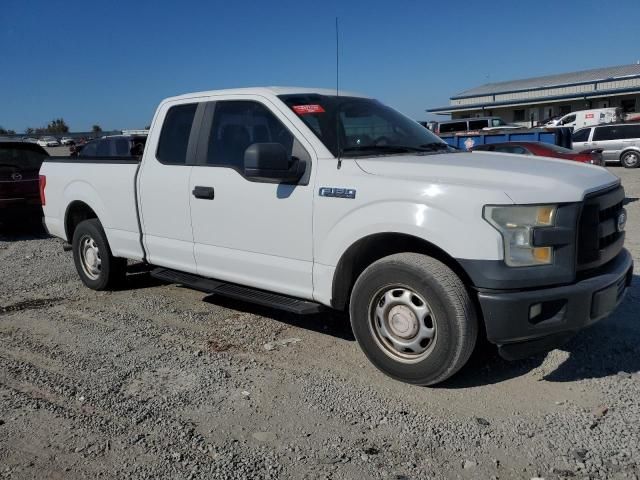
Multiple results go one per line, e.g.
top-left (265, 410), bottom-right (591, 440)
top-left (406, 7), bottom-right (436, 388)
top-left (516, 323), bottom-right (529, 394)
top-left (576, 185), bottom-right (625, 271)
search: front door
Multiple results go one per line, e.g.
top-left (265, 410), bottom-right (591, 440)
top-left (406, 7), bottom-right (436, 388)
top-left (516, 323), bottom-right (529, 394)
top-left (592, 125), bottom-right (622, 161)
top-left (189, 97), bottom-right (316, 299)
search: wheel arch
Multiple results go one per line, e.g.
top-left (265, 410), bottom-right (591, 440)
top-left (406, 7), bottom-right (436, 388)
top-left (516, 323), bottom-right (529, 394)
top-left (620, 147), bottom-right (640, 161)
top-left (330, 232), bottom-right (475, 311)
top-left (65, 200), bottom-right (99, 241)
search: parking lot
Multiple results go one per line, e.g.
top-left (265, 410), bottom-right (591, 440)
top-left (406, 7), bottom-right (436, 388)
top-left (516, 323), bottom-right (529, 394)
top-left (0, 166), bottom-right (638, 479)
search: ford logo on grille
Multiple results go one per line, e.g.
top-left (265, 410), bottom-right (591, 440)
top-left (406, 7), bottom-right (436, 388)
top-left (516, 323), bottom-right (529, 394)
top-left (10, 172), bottom-right (22, 181)
top-left (617, 210), bottom-right (627, 233)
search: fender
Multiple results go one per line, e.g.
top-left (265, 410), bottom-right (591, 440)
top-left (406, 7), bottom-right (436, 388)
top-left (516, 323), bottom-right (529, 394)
top-left (62, 180), bottom-right (109, 241)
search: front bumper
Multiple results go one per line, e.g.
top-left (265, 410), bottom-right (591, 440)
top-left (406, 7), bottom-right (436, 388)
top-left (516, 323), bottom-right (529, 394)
top-left (478, 249), bottom-right (633, 360)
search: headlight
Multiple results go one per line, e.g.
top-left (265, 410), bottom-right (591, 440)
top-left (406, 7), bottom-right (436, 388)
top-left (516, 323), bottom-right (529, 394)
top-left (484, 204), bottom-right (557, 267)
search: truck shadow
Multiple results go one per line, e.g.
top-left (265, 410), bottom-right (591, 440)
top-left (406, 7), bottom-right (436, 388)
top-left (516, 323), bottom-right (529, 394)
top-left (0, 220), bottom-right (48, 240)
top-left (442, 273), bottom-right (640, 388)
top-left (202, 294), bottom-right (356, 342)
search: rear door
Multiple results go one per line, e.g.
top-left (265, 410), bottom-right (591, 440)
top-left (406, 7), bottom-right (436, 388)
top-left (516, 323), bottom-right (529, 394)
top-left (620, 125), bottom-right (640, 155)
top-left (592, 126), bottom-right (622, 161)
top-left (137, 102), bottom-right (201, 273)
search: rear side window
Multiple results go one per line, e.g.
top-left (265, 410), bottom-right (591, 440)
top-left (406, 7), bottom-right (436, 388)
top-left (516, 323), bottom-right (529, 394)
top-left (0, 145), bottom-right (47, 178)
top-left (619, 125), bottom-right (640, 139)
top-left (572, 129), bottom-right (591, 143)
top-left (157, 103), bottom-right (197, 164)
top-left (468, 119), bottom-right (488, 130)
top-left (593, 126), bottom-right (616, 141)
top-left (438, 121), bottom-right (467, 133)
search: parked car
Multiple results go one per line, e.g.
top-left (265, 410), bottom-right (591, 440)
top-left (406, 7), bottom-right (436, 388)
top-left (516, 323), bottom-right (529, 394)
top-left (60, 137), bottom-right (75, 146)
top-left (572, 123), bottom-right (640, 168)
top-left (71, 135), bottom-right (146, 158)
top-left (0, 141), bottom-right (48, 225)
top-left (40, 87), bottom-right (631, 386)
top-left (436, 117), bottom-right (520, 134)
top-left (37, 136), bottom-right (60, 147)
top-left (471, 141), bottom-right (604, 166)
top-left (545, 108), bottom-right (621, 129)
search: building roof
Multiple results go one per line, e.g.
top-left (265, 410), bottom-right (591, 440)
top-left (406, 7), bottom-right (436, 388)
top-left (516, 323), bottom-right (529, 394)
top-left (454, 63), bottom-right (640, 99)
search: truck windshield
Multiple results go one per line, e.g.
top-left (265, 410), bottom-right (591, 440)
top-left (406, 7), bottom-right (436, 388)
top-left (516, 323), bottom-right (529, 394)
top-left (279, 94), bottom-right (452, 157)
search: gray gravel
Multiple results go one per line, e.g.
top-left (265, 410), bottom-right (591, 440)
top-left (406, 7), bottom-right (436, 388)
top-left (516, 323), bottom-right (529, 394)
top-left (1, 167), bottom-right (640, 479)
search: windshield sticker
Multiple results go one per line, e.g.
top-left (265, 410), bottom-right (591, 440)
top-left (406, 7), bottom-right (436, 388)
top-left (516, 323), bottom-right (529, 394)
top-left (293, 104), bottom-right (325, 115)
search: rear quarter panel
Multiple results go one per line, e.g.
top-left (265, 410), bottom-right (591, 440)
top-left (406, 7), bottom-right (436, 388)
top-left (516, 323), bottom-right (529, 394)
top-left (41, 161), bottom-right (143, 260)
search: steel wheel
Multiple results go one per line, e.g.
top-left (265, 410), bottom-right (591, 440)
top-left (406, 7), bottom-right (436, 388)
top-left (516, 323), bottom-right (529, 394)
top-left (622, 151), bottom-right (639, 168)
top-left (369, 285), bottom-right (437, 363)
top-left (79, 234), bottom-right (102, 280)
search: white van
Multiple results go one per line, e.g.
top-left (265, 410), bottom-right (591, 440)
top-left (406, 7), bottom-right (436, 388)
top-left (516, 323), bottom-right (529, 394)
top-left (546, 108), bottom-right (621, 129)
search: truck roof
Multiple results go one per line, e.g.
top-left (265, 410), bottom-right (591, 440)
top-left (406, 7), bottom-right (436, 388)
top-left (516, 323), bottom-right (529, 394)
top-left (163, 86), bottom-right (369, 102)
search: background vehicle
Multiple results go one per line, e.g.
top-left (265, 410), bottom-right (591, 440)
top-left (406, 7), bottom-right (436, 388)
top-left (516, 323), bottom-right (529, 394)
top-left (0, 141), bottom-right (48, 225)
top-left (546, 108), bottom-right (621, 129)
top-left (71, 135), bottom-right (147, 158)
top-left (40, 87), bottom-right (631, 386)
top-left (37, 136), bottom-right (60, 147)
top-left (60, 137), bottom-right (75, 146)
top-left (572, 123), bottom-right (640, 167)
top-left (471, 141), bottom-right (604, 165)
top-left (436, 117), bottom-right (519, 134)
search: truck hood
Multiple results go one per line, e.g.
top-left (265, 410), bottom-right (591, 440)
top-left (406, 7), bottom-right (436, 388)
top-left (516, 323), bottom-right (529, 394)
top-left (354, 151), bottom-right (619, 204)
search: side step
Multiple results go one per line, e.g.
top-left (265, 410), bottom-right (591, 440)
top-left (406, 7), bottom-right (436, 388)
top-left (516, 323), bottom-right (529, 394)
top-left (150, 268), bottom-right (323, 315)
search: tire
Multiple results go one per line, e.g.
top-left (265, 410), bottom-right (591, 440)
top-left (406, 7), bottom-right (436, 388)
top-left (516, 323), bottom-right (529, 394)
top-left (621, 151), bottom-right (640, 168)
top-left (72, 219), bottom-right (126, 290)
top-left (349, 253), bottom-right (477, 386)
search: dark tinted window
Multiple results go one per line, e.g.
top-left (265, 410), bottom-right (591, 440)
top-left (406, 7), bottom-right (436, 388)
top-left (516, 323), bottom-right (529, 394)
top-left (593, 126), bottom-right (617, 141)
top-left (114, 138), bottom-right (130, 156)
top-left (96, 139), bottom-right (110, 156)
top-left (572, 128), bottom-right (591, 143)
top-left (438, 121), bottom-right (468, 133)
top-left (79, 141), bottom-right (98, 157)
top-left (206, 101), bottom-right (294, 169)
top-left (560, 114), bottom-right (576, 125)
top-left (619, 125), bottom-right (640, 139)
top-left (0, 144), bottom-right (48, 179)
top-left (468, 119), bottom-right (488, 130)
top-left (495, 145), bottom-right (528, 154)
top-left (157, 103), bottom-right (197, 164)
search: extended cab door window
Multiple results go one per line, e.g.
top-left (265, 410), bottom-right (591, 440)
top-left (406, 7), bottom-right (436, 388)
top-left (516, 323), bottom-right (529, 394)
top-left (156, 103), bottom-right (198, 164)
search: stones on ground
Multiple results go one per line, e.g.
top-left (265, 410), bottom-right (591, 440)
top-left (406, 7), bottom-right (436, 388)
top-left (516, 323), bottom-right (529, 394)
top-left (252, 431), bottom-right (276, 442)
top-left (475, 417), bottom-right (490, 426)
top-left (592, 405), bottom-right (609, 418)
top-left (462, 459), bottom-right (476, 469)
top-left (263, 337), bottom-right (301, 351)
top-left (552, 467), bottom-right (576, 477)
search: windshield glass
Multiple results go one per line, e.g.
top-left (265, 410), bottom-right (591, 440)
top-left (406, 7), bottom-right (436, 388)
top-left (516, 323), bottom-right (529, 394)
top-left (541, 143), bottom-right (574, 154)
top-left (491, 118), bottom-right (507, 127)
top-left (279, 94), bottom-right (451, 157)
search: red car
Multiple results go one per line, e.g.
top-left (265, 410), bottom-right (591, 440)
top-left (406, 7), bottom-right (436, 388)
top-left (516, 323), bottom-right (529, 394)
top-left (470, 141), bottom-right (604, 166)
top-left (0, 141), bottom-right (49, 226)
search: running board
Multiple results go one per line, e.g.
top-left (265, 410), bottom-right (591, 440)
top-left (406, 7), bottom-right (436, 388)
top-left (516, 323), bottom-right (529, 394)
top-left (150, 268), bottom-right (323, 315)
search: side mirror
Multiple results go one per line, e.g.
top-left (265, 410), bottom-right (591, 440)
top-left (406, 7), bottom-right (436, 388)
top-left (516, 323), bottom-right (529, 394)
top-left (243, 143), bottom-right (305, 183)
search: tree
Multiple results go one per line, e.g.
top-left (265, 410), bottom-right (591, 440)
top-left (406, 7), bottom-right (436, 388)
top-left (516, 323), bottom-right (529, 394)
top-left (0, 126), bottom-right (16, 135)
top-left (46, 118), bottom-right (69, 134)
top-left (25, 127), bottom-right (35, 135)
top-left (92, 124), bottom-right (102, 133)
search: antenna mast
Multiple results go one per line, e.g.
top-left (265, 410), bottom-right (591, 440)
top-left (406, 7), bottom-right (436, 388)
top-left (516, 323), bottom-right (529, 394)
top-left (336, 17), bottom-right (342, 169)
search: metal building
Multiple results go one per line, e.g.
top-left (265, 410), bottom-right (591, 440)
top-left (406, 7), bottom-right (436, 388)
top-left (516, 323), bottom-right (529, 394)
top-left (428, 64), bottom-right (640, 126)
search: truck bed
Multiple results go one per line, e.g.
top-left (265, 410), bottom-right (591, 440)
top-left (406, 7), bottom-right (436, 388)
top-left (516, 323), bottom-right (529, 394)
top-left (41, 157), bottom-right (144, 261)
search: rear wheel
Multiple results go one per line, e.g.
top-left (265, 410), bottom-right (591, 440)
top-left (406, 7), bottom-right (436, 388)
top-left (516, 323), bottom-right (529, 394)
top-left (621, 151), bottom-right (640, 168)
top-left (349, 253), bottom-right (478, 386)
top-left (72, 219), bottom-right (126, 290)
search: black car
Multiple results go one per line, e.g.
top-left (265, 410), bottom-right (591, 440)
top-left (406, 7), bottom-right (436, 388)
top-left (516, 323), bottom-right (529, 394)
top-left (71, 135), bottom-right (147, 158)
top-left (0, 141), bottom-right (49, 225)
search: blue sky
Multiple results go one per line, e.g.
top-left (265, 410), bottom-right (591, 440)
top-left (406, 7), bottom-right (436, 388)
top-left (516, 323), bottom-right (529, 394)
top-left (2, 0), bottom-right (639, 132)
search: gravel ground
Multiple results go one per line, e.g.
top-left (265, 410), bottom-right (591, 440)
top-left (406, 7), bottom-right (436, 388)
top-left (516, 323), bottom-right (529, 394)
top-left (1, 166), bottom-right (639, 480)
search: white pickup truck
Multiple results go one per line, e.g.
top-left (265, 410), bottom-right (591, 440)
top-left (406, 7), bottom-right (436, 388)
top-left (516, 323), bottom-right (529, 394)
top-left (40, 87), bottom-right (633, 385)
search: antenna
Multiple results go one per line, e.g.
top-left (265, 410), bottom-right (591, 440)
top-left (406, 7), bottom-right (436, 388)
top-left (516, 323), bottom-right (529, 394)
top-left (336, 17), bottom-right (342, 170)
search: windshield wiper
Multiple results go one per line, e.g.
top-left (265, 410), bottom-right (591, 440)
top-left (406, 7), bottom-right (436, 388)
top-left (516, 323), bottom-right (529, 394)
top-left (419, 142), bottom-right (452, 151)
top-left (341, 145), bottom-right (429, 155)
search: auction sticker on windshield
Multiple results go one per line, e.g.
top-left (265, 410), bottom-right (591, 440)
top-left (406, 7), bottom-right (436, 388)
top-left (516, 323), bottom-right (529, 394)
top-left (292, 105), bottom-right (325, 115)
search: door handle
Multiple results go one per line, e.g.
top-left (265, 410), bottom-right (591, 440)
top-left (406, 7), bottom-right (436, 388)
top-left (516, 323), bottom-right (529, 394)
top-left (192, 186), bottom-right (215, 200)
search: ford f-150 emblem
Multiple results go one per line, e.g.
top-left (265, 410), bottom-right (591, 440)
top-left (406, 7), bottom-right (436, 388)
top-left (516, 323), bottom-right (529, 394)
top-left (11, 172), bottom-right (22, 181)
top-left (617, 210), bottom-right (627, 233)
top-left (319, 187), bottom-right (356, 199)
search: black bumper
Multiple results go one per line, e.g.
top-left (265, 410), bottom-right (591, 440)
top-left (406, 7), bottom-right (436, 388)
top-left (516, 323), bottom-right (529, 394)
top-left (477, 249), bottom-right (634, 360)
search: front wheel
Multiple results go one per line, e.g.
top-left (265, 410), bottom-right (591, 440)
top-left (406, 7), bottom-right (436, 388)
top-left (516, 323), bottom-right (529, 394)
top-left (349, 253), bottom-right (478, 386)
top-left (72, 219), bottom-right (126, 290)
top-left (621, 151), bottom-right (640, 168)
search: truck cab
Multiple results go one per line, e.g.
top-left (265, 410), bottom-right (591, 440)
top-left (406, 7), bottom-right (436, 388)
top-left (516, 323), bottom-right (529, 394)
top-left (40, 87), bottom-right (633, 386)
